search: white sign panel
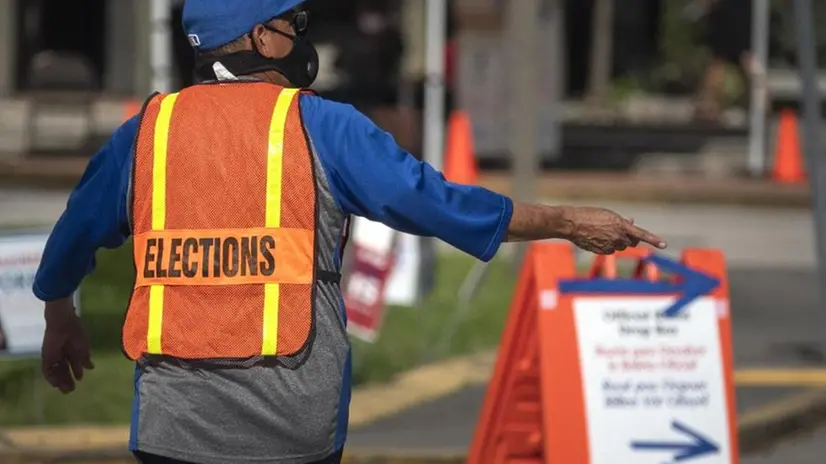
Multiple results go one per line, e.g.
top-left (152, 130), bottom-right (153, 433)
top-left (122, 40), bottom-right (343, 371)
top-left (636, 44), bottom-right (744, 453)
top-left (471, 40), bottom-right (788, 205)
top-left (351, 217), bottom-right (395, 255)
top-left (384, 233), bottom-right (421, 306)
top-left (350, 217), bottom-right (422, 308)
top-left (573, 296), bottom-right (732, 464)
top-left (0, 233), bottom-right (49, 355)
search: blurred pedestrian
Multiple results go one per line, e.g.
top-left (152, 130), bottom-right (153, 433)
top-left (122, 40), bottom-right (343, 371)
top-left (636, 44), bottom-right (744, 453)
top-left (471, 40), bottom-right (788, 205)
top-left (693, 0), bottom-right (754, 122)
top-left (334, 0), bottom-right (403, 107)
top-left (33, 1), bottom-right (667, 463)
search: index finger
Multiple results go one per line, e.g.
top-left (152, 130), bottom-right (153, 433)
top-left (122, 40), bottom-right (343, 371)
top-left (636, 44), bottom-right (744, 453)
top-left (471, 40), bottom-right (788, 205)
top-left (624, 223), bottom-right (667, 249)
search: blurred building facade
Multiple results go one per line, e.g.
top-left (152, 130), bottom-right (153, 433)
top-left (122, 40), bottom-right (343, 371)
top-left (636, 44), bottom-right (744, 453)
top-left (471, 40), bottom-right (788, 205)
top-left (0, 0), bottom-right (666, 99)
top-left (0, 0), bottom-right (431, 156)
top-left (0, 0), bottom-right (765, 165)
top-left (0, 0), bottom-right (420, 98)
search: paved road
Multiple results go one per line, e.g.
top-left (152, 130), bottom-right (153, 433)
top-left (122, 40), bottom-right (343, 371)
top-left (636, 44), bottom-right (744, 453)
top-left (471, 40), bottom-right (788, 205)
top-left (742, 425), bottom-right (826, 463)
top-left (348, 384), bottom-right (806, 453)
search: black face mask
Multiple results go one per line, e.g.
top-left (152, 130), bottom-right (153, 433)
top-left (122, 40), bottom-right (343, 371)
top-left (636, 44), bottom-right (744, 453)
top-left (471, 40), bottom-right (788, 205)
top-left (194, 26), bottom-right (319, 88)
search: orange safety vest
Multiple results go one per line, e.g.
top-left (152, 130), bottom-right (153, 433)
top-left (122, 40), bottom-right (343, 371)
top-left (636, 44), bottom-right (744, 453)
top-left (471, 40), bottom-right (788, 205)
top-left (122, 81), bottom-right (337, 362)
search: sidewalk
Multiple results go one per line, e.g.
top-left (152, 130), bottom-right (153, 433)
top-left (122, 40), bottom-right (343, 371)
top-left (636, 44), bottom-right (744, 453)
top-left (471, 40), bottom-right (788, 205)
top-left (0, 155), bottom-right (812, 207)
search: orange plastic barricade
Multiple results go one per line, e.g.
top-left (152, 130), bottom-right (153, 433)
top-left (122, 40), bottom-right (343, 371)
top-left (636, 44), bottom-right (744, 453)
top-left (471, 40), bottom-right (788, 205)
top-left (123, 100), bottom-right (142, 122)
top-left (468, 243), bottom-right (737, 464)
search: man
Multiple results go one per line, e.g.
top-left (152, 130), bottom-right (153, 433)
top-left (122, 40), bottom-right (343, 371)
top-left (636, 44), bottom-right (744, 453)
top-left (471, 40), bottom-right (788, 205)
top-left (33, 1), bottom-right (666, 463)
top-left (692, 0), bottom-right (754, 122)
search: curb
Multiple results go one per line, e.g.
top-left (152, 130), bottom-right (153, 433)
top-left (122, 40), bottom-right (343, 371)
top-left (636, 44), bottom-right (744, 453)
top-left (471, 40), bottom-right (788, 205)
top-left (481, 173), bottom-right (812, 209)
top-left (349, 352), bottom-right (494, 428)
top-left (737, 388), bottom-right (826, 454)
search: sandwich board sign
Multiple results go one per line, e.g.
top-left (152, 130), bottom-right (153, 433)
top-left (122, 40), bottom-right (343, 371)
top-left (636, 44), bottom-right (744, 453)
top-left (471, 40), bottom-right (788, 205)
top-left (470, 243), bottom-right (738, 464)
top-left (343, 218), bottom-right (397, 342)
top-left (0, 231), bottom-right (79, 357)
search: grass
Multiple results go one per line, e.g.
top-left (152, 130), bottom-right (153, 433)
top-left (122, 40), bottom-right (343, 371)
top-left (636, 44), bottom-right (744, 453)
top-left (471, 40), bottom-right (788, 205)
top-left (0, 243), bottom-right (517, 427)
top-left (350, 254), bottom-right (516, 385)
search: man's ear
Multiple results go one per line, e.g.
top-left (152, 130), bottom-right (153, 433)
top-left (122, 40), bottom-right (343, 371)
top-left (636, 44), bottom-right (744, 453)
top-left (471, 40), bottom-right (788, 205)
top-left (250, 24), bottom-right (270, 52)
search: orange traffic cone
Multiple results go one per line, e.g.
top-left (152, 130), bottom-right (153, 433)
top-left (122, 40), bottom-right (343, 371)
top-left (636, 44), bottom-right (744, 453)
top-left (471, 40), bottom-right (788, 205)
top-left (123, 100), bottom-right (142, 122)
top-left (443, 111), bottom-right (479, 185)
top-left (772, 109), bottom-right (805, 183)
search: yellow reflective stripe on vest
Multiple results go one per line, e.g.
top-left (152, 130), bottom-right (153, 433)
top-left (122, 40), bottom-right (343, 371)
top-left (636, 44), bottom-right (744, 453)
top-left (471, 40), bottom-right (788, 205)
top-left (147, 93), bottom-right (179, 354)
top-left (262, 88), bottom-right (300, 356)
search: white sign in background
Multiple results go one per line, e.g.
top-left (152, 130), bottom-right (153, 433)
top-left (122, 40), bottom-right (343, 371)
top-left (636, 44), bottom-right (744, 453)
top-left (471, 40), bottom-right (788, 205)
top-left (350, 217), bottom-right (421, 308)
top-left (574, 296), bottom-right (732, 464)
top-left (0, 234), bottom-right (49, 355)
top-left (384, 232), bottom-right (420, 306)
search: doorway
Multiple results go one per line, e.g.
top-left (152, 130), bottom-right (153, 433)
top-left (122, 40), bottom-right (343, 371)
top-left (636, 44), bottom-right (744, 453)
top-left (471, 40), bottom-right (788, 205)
top-left (15, 0), bottom-right (106, 92)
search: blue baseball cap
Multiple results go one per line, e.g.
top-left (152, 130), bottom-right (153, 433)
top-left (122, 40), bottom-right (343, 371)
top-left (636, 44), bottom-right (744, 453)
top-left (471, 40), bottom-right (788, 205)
top-left (182, 0), bottom-right (306, 51)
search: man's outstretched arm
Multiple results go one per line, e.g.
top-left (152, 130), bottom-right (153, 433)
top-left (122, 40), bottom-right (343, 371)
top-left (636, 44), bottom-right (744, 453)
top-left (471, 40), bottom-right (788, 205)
top-left (506, 203), bottom-right (666, 254)
top-left (301, 97), bottom-right (666, 259)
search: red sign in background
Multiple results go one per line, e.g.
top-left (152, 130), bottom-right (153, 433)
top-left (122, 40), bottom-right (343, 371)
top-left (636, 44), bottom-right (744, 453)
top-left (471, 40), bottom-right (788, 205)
top-left (344, 242), bottom-right (396, 342)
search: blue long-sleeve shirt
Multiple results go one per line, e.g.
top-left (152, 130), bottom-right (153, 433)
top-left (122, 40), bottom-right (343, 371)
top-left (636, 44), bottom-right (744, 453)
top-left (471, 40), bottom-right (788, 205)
top-left (33, 93), bottom-right (513, 301)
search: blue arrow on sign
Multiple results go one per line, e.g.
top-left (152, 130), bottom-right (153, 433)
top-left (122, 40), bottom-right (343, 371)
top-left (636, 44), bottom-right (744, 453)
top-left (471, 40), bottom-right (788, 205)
top-left (630, 420), bottom-right (720, 461)
top-left (557, 254), bottom-right (720, 317)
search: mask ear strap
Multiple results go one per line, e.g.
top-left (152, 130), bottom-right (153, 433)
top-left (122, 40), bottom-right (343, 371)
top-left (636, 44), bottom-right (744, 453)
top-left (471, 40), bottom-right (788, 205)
top-left (193, 52), bottom-right (284, 82)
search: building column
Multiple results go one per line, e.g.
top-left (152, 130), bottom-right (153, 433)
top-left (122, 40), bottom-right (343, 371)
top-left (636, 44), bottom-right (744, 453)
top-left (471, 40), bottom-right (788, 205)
top-left (132, 0), bottom-right (175, 97)
top-left (105, 0), bottom-right (139, 95)
top-left (133, 0), bottom-right (152, 98)
top-left (0, 0), bottom-right (16, 97)
top-left (401, 0), bottom-right (426, 81)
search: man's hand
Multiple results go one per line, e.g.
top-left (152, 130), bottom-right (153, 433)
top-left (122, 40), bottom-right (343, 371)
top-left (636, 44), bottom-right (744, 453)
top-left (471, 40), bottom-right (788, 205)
top-left (564, 206), bottom-right (666, 254)
top-left (41, 297), bottom-right (93, 394)
top-left (507, 203), bottom-right (667, 254)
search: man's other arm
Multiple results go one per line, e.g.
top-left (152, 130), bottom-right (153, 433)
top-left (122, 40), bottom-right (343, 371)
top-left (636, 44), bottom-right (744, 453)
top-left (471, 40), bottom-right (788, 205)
top-left (300, 97), bottom-right (665, 260)
top-left (33, 116), bottom-right (138, 302)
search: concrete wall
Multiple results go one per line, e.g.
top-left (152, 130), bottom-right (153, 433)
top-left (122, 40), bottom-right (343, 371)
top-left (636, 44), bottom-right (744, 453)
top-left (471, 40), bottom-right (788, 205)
top-left (0, 0), bottom-right (16, 97)
top-left (105, 0), bottom-right (140, 96)
top-left (401, 0), bottom-right (426, 80)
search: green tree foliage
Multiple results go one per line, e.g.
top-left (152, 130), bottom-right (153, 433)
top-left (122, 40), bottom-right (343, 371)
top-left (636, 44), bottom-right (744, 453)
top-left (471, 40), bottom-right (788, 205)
top-left (628, 0), bottom-right (826, 102)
